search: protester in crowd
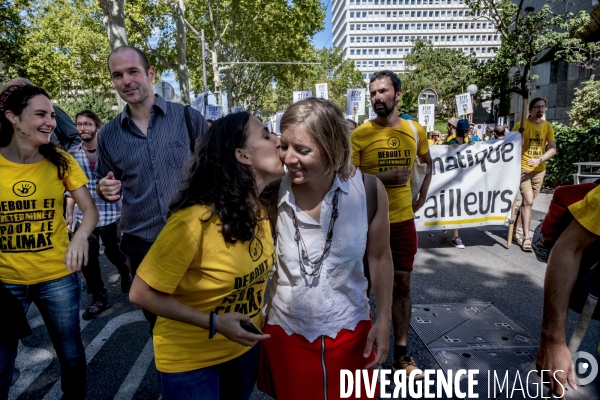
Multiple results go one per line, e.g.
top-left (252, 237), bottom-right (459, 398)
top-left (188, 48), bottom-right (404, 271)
top-left (512, 98), bottom-right (557, 252)
top-left (66, 110), bottom-right (131, 320)
top-left (468, 123), bottom-right (480, 142)
top-left (0, 84), bottom-right (99, 399)
top-left (428, 130), bottom-right (441, 145)
top-left (96, 46), bottom-right (208, 328)
top-left (484, 126), bottom-right (494, 141)
top-left (447, 119), bottom-right (475, 249)
top-left (3, 78), bottom-right (81, 150)
top-left (536, 185), bottom-right (600, 398)
top-left (493, 125), bottom-right (506, 139)
top-left (129, 112), bottom-right (283, 400)
top-left (351, 70), bottom-right (432, 377)
top-left (445, 116), bottom-right (458, 143)
top-left (259, 98), bottom-right (393, 399)
top-left (345, 118), bottom-right (358, 135)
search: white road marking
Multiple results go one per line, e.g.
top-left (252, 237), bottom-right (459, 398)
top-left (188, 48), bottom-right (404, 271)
top-left (9, 312), bottom-right (92, 400)
top-left (113, 339), bottom-right (154, 400)
top-left (39, 310), bottom-right (146, 400)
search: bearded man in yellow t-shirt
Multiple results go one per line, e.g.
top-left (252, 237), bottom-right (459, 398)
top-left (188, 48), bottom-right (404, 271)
top-left (351, 70), bottom-right (433, 377)
top-left (512, 98), bottom-right (557, 251)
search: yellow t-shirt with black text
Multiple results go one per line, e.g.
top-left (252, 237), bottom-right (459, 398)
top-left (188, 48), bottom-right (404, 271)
top-left (351, 119), bottom-right (429, 223)
top-left (136, 205), bottom-right (275, 373)
top-left (569, 185), bottom-right (600, 236)
top-left (0, 151), bottom-right (88, 284)
top-left (513, 120), bottom-right (555, 172)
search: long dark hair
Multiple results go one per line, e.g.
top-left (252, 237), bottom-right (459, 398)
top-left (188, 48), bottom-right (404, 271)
top-left (169, 112), bottom-right (265, 244)
top-left (0, 85), bottom-right (70, 179)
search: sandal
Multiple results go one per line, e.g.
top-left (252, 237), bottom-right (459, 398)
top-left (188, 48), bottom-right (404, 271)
top-left (521, 237), bottom-right (532, 252)
top-left (513, 232), bottom-right (523, 246)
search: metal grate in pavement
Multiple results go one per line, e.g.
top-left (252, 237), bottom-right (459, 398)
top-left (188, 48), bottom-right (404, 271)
top-left (411, 303), bottom-right (600, 399)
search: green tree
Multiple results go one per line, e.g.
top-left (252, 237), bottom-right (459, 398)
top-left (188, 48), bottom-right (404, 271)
top-left (568, 75), bottom-right (600, 128)
top-left (0, 0), bottom-right (29, 82)
top-left (403, 40), bottom-right (480, 118)
top-left (465, 0), bottom-right (591, 120)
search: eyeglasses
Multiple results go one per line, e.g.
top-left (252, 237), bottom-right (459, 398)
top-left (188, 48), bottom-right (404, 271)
top-left (75, 122), bottom-right (95, 128)
top-left (532, 105), bottom-right (546, 110)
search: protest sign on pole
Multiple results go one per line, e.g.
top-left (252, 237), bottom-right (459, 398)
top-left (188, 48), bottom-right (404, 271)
top-left (205, 105), bottom-right (222, 120)
top-left (414, 134), bottom-right (522, 231)
top-left (475, 123), bottom-right (486, 140)
top-left (498, 117), bottom-right (505, 127)
top-left (346, 89), bottom-right (366, 122)
top-left (418, 104), bottom-right (435, 132)
top-left (315, 83), bottom-right (328, 99)
top-left (293, 91), bottom-right (312, 103)
top-left (455, 93), bottom-right (473, 116)
top-left (368, 107), bottom-right (377, 120)
top-left (275, 110), bottom-right (285, 134)
top-left (231, 105), bottom-right (245, 113)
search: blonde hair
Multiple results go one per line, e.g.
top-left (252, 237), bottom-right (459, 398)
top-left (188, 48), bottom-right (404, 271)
top-left (280, 98), bottom-right (350, 176)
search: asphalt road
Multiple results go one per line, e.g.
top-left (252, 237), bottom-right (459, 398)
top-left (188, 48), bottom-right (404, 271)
top-left (10, 213), bottom-right (600, 399)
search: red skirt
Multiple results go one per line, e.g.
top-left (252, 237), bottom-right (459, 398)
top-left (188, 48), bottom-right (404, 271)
top-left (258, 319), bottom-right (379, 400)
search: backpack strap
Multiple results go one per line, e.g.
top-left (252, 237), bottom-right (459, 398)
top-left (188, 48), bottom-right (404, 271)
top-left (184, 105), bottom-right (195, 153)
top-left (362, 171), bottom-right (378, 283)
top-left (406, 119), bottom-right (419, 148)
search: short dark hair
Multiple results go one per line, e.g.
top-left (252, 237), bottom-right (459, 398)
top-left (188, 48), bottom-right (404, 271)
top-left (369, 70), bottom-right (401, 93)
top-left (108, 46), bottom-right (151, 74)
top-left (528, 97), bottom-right (547, 111)
top-left (493, 125), bottom-right (506, 136)
top-left (75, 109), bottom-right (102, 127)
top-left (345, 119), bottom-right (358, 129)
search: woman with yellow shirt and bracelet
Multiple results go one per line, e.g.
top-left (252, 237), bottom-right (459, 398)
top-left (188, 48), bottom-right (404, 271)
top-left (129, 112), bottom-right (284, 400)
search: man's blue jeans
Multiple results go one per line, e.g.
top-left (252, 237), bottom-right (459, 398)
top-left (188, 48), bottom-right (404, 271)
top-left (0, 273), bottom-right (86, 400)
top-left (157, 343), bottom-right (259, 400)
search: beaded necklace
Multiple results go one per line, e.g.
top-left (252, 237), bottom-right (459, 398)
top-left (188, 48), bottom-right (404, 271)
top-left (290, 188), bottom-right (340, 277)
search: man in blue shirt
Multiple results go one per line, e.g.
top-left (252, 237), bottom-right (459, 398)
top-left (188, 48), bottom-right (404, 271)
top-left (96, 46), bottom-right (208, 327)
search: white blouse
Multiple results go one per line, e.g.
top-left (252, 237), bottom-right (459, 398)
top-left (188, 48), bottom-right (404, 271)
top-left (266, 171), bottom-right (371, 342)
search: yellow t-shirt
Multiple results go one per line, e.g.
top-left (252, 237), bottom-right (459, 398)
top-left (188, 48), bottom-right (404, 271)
top-left (569, 185), bottom-right (600, 236)
top-left (351, 119), bottom-right (429, 223)
top-left (136, 205), bottom-right (275, 373)
top-left (0, 151), bottom-right (88, 284)
top-left (513, 120), bottom-right (555, 172)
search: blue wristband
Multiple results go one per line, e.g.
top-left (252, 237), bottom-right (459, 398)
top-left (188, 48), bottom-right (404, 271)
top-left (209, 311), bottom-right (217, 339)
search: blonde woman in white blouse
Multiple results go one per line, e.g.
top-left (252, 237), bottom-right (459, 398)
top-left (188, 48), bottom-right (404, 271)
top-left (258, 98), bottom-right (394, 400)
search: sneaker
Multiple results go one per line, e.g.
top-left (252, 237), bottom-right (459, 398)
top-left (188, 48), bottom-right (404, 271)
top-left (82, 291), bottom-right (109, 320)
top-left (120, 275), bottom-right (132, 293)
top-left (392, 355), bottom-right (424, 380)
top-left (451, 237), bottom-right (465, 249)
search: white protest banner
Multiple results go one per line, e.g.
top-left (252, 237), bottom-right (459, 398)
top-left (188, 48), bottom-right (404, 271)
top-left (475, 123), bottom-right (486, 139)
top-left (293, 91), bottom-right (312, 103)
top-left (368, 107), bottom-right (378, 120)
top-left (231, 105), bottom-right (245, 113)
top-left (346, 89), bottom-right (366, 117)
top-left (315, 83), bottom-right (328, 99)
top-left (418, 104), bottom-right (435, 132)
top-left (205, 105), bottom-right (222, 120)
top-left (275, 110), bottom-right (285, 134)
top-left (264, 121), bottom-right (272, 133)
top-left (414, 134), bottom-right (522, 231)
top-left (455, 93), bottom-right (473, 116)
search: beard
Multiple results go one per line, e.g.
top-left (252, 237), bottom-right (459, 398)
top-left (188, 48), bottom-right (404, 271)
top-left (373, 99), bottom-right (397, 118)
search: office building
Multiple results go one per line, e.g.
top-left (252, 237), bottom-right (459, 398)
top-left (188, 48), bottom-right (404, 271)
top-left (332, 0), bottom-right (502, 80)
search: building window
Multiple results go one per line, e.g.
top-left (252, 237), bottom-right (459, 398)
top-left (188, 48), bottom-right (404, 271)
top-left (417, 11), bottom-right (421, 17)
top-left (368, 36), bottom-right (373, 42)
top-left (350, 37), bottom-right (355, 43)
top-left (387, 36), bottom-right (391, 42)
top-left (350, 24), bottom-right (355, 30)
top-left (417, 24), bottom-right (421, 30)
top-left (393, 24), bottom-right (397, 29)
top-left (411, 11), bottom-right (415, 17)
top-left (458, 23), bottom-right (463, 29)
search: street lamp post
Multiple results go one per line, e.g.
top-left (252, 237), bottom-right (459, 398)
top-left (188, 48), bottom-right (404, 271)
top-left (493, 98), bottom-right (500, 124)
top-left (466, 84), bottom-right (478, 122)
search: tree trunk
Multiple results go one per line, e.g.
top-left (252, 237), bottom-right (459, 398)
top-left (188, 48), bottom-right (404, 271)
top-left (210, 50), bottom-right (222, 106)
top-left (171, 0), bottom-right (190, 105)
top-left (98, 0), bottom-right (127, 110)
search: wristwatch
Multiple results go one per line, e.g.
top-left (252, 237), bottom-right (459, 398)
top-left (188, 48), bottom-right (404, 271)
top-left (539, 157), bottom-right (544, 163)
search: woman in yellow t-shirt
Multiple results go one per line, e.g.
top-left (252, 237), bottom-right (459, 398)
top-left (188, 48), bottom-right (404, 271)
top-left (129, 112), bottom-right (284, 400)
top-left (0, 84), bottom-right (98, 399)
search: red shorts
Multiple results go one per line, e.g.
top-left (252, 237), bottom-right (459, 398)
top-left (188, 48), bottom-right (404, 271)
top-left (258, 319), bottom-right (379, 400)
top-left (390, 219), bottom-right (418, 272)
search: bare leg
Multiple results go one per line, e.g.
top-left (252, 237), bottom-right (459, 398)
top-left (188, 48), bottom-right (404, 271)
top-left (520, 191), bottom-right (535, 238)
top-left (452, 229), bottom-right (459, 239)
top-left (393, 271), bottom-right (411, 347)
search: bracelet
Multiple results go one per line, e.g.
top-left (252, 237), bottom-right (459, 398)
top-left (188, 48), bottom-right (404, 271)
top-left (209, 311), bottom-right (217, 339)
